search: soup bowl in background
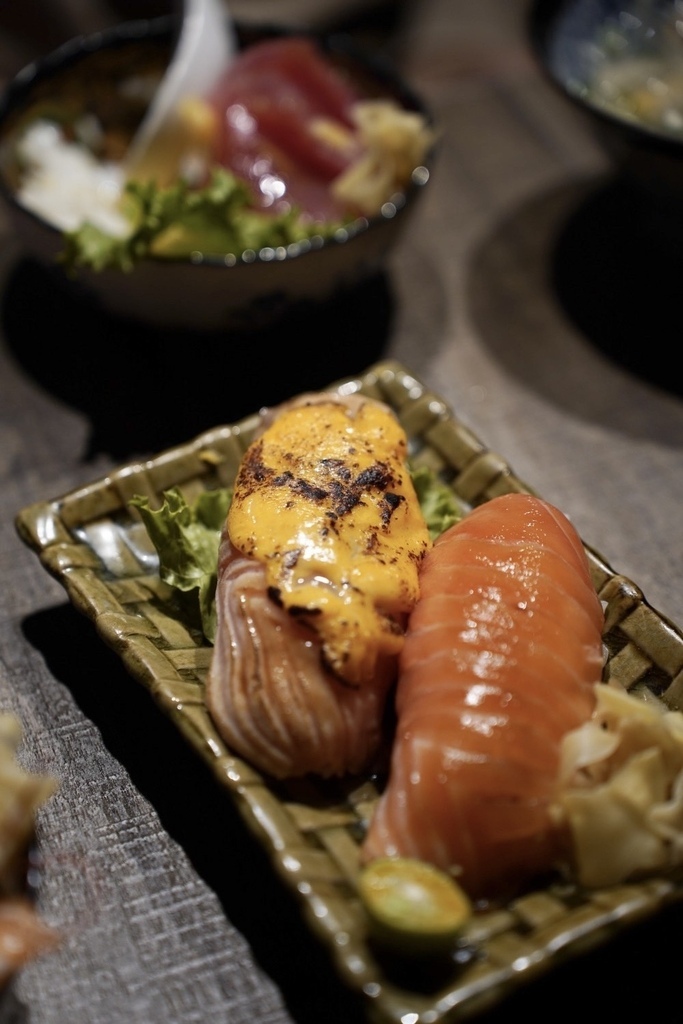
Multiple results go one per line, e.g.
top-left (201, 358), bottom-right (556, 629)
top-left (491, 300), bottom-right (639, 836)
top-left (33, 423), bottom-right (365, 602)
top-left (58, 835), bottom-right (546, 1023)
top-left (528, 0), bottom-right (683, 222)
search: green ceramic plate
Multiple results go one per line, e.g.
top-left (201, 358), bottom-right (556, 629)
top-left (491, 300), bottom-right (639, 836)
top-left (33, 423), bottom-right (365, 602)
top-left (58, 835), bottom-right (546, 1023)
top-left (15, 360), bottom-right (683, 1023)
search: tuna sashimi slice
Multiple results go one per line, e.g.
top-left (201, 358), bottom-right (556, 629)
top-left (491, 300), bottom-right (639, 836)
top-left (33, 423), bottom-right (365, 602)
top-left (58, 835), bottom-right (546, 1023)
top-left (206, 36), bottom-right (363, 219)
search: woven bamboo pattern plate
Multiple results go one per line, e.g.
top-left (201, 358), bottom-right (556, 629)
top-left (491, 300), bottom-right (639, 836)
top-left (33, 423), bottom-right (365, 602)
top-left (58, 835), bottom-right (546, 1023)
top-left (15, 359), bottom-right (683, 1023)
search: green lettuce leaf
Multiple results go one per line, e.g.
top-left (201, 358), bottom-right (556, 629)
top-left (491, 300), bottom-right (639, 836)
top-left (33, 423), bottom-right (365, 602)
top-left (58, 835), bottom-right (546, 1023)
top-left (59, 167), bottom-right (346, 272)
top-left (409, 463), bottom-right (466, 540)
top-left (130, 485), bottom-right (232, 643)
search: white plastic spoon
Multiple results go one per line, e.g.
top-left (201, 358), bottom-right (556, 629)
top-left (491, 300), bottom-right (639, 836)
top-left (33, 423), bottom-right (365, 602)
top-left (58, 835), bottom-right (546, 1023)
top-left (125, 0), bottom-right (236, 186)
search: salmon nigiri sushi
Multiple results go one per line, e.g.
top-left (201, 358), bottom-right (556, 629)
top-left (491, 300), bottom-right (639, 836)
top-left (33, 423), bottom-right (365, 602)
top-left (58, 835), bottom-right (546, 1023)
top-left (206, 391), bottom-right (431, 779)
top-left (361, 492), bottom-right (606, 902)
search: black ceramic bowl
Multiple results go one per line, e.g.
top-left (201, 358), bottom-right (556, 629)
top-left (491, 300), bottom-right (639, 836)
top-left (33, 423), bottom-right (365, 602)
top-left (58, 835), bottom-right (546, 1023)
top-left (528, 0), bottom-right (683, 212)
top-left (0, 15), bottom-right (435, 332)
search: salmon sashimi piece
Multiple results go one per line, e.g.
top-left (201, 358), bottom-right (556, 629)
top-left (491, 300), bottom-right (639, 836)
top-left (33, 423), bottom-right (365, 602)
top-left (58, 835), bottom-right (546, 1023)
top-left (361, 492), bottom-right (605, 902)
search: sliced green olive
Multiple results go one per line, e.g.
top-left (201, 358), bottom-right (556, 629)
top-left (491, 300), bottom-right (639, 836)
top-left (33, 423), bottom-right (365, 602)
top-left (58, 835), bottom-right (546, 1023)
top-left (358, 856), bottom-right (472, 954)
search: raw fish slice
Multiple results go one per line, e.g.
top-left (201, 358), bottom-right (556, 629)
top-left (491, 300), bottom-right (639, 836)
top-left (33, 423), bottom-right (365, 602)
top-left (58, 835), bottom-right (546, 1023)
top-left (206, 539), bottom-right (392, 779)
top-left (207, 36), bottom-right (362, 218)
top-left (362, 493), bottom-right (605, 901)
top-left (446, 539), bottom-right (597, 618)
top-left (399, 632), bottom-right (585, 740)
top-left (402, 585), bottom-right (600, 685)
top-left (211, 36), bottom-right (360, 125)
top-left (421, 551), bottom-right (600, 640)
top-left (365, 734), bottom-right (565, 888)
top-left (451, 494), bottom-right (593, 576)
top-left (400, 590), bottom-right (602, 731)
top-left (401, 701), bottom-right (561, 776)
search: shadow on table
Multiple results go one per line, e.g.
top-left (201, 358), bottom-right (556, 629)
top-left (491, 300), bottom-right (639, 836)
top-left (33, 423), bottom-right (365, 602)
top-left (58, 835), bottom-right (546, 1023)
top-left (550, 174), bottom-right (683, 391)
top-left (1, 257), bottom-right (394, 463)
top-left (466, 172), bottom-right (683, 445)
top-left (20, 599), bottom-right (683, 1024)
top-left (21, 603), bottom-right (369, 1024)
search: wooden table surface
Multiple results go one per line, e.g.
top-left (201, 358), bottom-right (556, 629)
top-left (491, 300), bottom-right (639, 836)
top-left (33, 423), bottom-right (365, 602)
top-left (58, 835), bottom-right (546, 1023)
top-left (1, 1), bottom-right (683, 1022)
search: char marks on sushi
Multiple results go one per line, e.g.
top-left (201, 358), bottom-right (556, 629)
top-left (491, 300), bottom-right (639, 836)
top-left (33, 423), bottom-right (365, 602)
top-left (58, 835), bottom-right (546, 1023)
top-left (206, 391), bottom-right (431, 779)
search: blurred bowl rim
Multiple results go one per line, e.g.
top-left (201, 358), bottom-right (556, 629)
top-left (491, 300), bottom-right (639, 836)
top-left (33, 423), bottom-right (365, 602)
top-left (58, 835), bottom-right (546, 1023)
top-left (0, 13), bottom-right (436, 271)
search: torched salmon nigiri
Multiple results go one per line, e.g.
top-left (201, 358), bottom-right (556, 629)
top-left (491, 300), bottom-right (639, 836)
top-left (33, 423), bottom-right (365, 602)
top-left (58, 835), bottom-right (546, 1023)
top-left (206, 391), bottom-right (431, 779)
top-left (361, 493), bottom-right (606, 902)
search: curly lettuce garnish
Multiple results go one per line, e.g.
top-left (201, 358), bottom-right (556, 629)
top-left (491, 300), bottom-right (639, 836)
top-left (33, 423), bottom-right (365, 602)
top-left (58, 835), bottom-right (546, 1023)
top-left (60, 167), bottom-right (346, 273)
top-left (130, 485), bottom-right (232, 643)
top-left (130, 462), bottom-right (463, 645)
top-left (410, 463), bottom-right (466, 540)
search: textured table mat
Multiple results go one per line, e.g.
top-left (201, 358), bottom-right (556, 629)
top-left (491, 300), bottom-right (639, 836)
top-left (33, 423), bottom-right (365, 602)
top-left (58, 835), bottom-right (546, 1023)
top-left (2, 2), bottom-right (683, 1023)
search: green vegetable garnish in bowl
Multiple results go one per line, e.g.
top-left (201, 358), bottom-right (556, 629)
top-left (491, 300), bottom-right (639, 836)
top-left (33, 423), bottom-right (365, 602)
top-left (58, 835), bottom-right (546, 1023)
top-left (59, 168), bottom-right (348, 273)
